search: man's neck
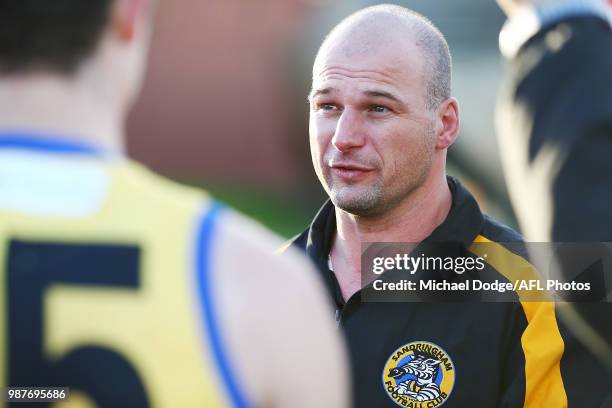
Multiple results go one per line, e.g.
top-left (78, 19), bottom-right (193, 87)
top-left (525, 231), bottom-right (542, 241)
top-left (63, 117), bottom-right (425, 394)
top-left (330, 173), bottom-right (452, 301)
top-left (0, 74), bottom-right (125, 154)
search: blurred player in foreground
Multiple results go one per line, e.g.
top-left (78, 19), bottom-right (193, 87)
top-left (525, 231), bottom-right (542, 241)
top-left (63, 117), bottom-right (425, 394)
top-left (0, 1), bottom-right (348, 407)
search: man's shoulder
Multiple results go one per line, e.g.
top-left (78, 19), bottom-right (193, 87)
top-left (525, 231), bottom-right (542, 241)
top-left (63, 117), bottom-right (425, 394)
top-left (475, 214), bottom-right (529, 261)
top-left (214, 209), bottom-right (286, 256)
top-left (479, 213), bottom-right (523, 243)
top-left (280, 229), bottom-right (309, 253)
top-left (114, 160), bottom-right (208, 211)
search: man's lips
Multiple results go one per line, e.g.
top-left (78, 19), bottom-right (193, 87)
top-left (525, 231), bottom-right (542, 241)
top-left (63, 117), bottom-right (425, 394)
top-left (329, 162), bottom-right (374, 179)
top-left (331, 162), bottom-right (372, 171)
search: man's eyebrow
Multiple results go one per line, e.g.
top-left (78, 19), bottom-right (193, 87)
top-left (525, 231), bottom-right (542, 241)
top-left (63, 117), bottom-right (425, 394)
top-left (307, 87), bottom-right (403, 103)
top-left (363, 90), bottom-right (402, 103)
top-left (307, 87), bottom-right (336, 102)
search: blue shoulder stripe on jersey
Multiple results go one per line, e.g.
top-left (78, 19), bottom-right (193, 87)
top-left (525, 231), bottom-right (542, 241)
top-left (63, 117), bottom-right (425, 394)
top-left (195, 202), bottom-right (251, 408)
top-left (0, 132), bottom-right (104, 155)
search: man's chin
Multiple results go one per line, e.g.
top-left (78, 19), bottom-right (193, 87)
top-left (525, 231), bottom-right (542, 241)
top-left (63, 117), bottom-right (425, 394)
top-left (331, 194), bottom-right (381, 217)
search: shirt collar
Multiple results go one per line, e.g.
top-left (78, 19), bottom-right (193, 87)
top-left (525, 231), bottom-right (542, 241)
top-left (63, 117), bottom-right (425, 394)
top-left (425, 176), bottom-right (485, 246)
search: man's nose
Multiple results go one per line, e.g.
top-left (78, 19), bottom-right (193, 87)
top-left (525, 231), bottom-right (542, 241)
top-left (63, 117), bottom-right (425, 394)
top-left (331, 109), bottom-right (366, 152)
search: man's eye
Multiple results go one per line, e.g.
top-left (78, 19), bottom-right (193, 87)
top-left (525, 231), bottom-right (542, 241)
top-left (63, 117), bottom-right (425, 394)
top-left (370, 105), bottom-right (389, 113)
top-left (319, 104), bottom-right (338, 111)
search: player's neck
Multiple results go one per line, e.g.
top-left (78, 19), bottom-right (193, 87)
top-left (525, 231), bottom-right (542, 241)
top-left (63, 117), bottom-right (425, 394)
top-left (0, 73), bottom-right (125, 154)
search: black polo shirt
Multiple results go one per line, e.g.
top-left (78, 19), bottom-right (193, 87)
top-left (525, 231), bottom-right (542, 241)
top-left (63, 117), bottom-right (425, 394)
top-left (289, 177), bottom-right (568, 408)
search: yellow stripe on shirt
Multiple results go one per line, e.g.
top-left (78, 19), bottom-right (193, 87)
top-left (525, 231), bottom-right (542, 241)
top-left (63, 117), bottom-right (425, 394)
top-left (470, 235), bottom-right (567, 408)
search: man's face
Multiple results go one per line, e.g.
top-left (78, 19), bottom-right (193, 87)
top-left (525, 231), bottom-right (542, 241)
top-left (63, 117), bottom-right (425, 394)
top-left (309, 38), bottom-right (436, 217)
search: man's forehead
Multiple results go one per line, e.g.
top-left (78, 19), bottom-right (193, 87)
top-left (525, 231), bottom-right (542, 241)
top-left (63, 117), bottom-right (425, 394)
top-left (313, 64), bottom-right (399, 87)
top-left (313, 36), bottom-right (424, 84)
top-left (311, 50), bottom-right (424, 97)
top-left (310, 78), bottom-right (398, 96)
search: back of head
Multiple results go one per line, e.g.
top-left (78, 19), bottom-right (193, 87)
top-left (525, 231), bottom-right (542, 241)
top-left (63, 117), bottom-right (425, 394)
top-left (0, 0), bottom-right (113, 75)
top-left (0, 0), bottom-right (155, 151)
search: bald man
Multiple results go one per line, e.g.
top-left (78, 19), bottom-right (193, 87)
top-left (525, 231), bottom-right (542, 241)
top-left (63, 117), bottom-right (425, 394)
top-left (287, 5), bottom-right (570, 407)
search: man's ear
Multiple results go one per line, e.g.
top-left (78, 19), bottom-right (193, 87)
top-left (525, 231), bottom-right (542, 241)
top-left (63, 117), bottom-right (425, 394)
top-left (112, 0), bottom-right (148, 42)
top-left (434, 97), bottom-right (459, 150)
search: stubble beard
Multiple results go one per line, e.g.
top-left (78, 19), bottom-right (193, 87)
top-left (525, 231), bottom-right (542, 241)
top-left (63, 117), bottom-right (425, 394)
top-left (328, 171), bottom-right (428, 218)
top-left (328, 177), bottom-right (386, 217)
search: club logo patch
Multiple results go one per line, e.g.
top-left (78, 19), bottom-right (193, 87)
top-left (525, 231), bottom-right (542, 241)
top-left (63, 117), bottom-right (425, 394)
top-left (382, 341), bottom-right (455, 407)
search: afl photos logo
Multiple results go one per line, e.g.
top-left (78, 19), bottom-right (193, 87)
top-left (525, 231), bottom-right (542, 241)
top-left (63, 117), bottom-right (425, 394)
top-left (382, 341), bottom-right (455, 407)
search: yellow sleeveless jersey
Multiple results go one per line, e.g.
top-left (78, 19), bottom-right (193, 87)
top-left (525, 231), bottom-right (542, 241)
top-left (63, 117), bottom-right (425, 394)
top-left (0, 135), bottom-right (244, 408)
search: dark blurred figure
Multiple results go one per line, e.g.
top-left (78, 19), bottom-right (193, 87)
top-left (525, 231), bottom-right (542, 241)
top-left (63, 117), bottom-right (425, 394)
top-left (497, 0), bottom-right (612, 405)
